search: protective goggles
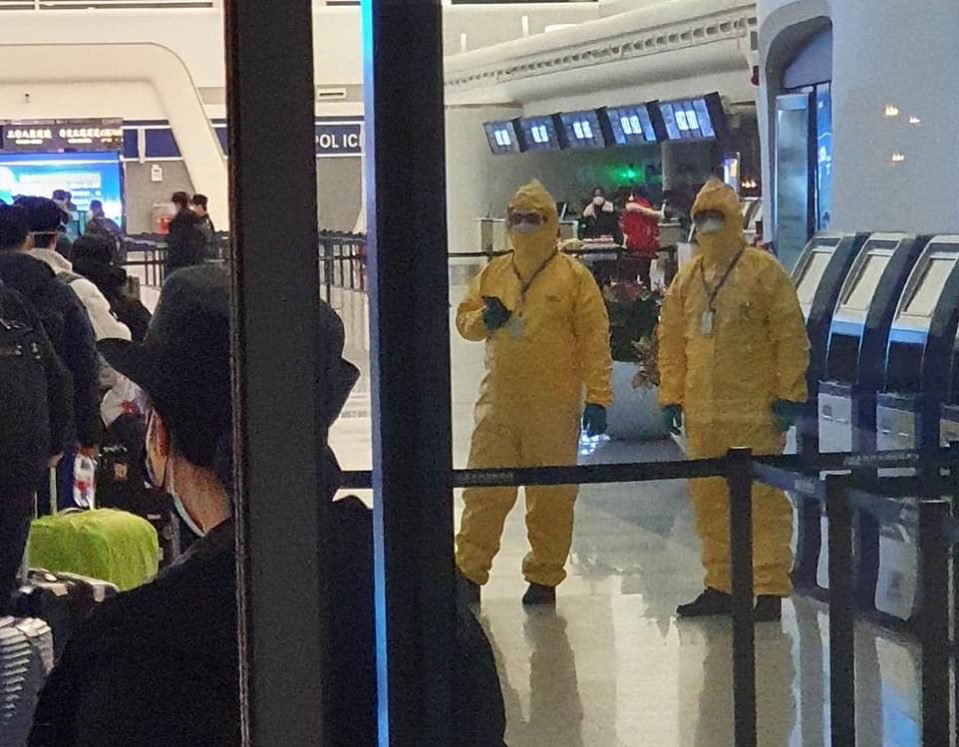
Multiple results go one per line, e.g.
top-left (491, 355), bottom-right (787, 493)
top-left (506, 212), bottom-right (547, 227)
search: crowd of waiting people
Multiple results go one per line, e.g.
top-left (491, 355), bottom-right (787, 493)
top-left (0, 193), bottom-right (507, 745)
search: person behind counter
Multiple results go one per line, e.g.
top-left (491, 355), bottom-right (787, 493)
top-left (620, 187), bottom-right (663, 288)
top-left (581, 187), bottom-right (623, 246)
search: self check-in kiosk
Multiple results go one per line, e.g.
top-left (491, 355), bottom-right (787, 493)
top-left (873, 237), bottom-right (959, 620)
top-left (816, 233), bottom-right (928, 605)
top-left (788, 233), bottom-right (869, 588)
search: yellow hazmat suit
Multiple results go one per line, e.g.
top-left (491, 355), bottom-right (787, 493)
top-left (455, 181), bottom-right (613, 588)
top-left (658, 180), bottom-right (810, 597)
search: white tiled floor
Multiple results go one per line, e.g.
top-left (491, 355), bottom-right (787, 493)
top-left (197, 279), bottom-right (922, 746)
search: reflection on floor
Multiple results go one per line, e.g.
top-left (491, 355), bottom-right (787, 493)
top-left (330, 287), bottom-right (921, 746)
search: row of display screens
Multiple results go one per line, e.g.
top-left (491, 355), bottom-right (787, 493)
top-left (485, 93), bottom-right (724, 155)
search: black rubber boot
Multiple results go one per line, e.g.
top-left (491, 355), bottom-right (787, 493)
top-left (522, 583), bottom-right (556, 606)
top-left (676, 588), bottom-right (732, 618)
top-left (754, 595), bottom-right (783, 622)
top-left (457, 572), bottom-right (481, 608)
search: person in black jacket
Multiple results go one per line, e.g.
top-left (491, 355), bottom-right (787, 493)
top-left (0, 205), bottom-right (100, 468)
top-left (71, 235), bottom-right (151, 343)
top-left (30, 266), bottom-right (507, 746)
top-left (0, 278), bottom-right (73, 615)
top-left (581, 186), bottom-right (624, 245)
top-left (165, 192), bottom-right (206, 278)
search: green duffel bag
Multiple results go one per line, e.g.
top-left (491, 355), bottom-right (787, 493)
top-left (28, 508), bottom-right (161, 592)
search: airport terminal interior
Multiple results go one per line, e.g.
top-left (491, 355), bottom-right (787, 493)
top-left (1, 0), bottom-right (958, 745)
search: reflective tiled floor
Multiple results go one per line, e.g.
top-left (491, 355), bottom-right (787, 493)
top-left (326, 286), bottom-right (925, 746)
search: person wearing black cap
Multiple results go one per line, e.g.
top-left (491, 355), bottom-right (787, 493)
top-left (0, 204), bottom-right (100, 471)
top-left (16, 195), bottom-right (131, 342)
top-left (30, 265), bottom-right (506, 746)
top-left (166, 191), bottom-right (206, 277)
top-left (191, 193), bottom-right (218, 259)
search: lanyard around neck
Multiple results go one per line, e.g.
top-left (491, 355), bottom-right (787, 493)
top-left (512, 251), bottom-right (558, 299)
top-left (699, 249), bottom-right (744, 311)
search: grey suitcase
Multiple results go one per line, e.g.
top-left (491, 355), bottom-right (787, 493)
top-left (0, 616), bottom-right (54, 747)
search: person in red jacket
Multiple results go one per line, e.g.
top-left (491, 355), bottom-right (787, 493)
top-left (620, 187), bottom-right (663, 288)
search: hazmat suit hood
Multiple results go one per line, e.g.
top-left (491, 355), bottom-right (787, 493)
top-left (508, 180), bottom-right (559, 280)
top-left (691, 179), bottom-right (745, 266)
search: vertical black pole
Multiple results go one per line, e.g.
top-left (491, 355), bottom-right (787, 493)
top-left (950, 460), bottom-right (959, 747)
top-left (323, 237), bottom-right (333, 303)
top-left (793, 495), bottom-right (822, 590)
top-left (826, 474), bottom-right (855, 746)
top-left (727, 447), bottom-right (756, 747)
top-left (919, 499), bottom-right (950, 746)
top-left (363, 0), bottom-right (455, 743)
top-left (224, 0), bottom-right (330, 745)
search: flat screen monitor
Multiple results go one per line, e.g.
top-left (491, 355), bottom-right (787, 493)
top-left (560, 110), bottom-right (606, 149)
top-left (604, 105), bottom-right (658, 146)
top-left (796, 249), bottom-right (834, 307)
top-left (484, 120), bottom-right (523, 155)
top-left (656, 93), bottom-right (724, 142)
top-left (904, 255), bottom-right (956, 317)
top-left (520, 115), bottom-right (563, 151)
top-left (0, 152), bottom-right (123, 223)
top-left (843, 254), bottom-right (891, 311)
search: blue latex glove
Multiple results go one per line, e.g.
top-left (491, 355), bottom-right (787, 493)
top-left (482, 296), bottom-right (512, 332)
top-left (662, 404), bottom-right (683, 435)
top-left (771, 400), bottom-right (805, 433)
top-left (582, 404), bottom-right (608, 437)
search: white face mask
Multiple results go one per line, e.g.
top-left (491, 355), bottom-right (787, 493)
top-left (147, 416), bottom-right (206, 538)
top-left (696, 216), bottom-right (726, 235)
top-left (511, 222), bottom-right (543, 235)
top-left (168, 459), bottom-right (206, 538)
top-left (592, 196), bottom-right (606, 207)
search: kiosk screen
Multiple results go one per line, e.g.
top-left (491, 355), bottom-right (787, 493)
top-left (904, 256), bottom-right (955, 317)
top-left (796, 250), bottom-right (833, 306)
top-left (844, 254), bottom-right (891, 311)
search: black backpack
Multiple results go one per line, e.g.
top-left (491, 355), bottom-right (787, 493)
top-left (0, 254), bottom-right (68, 361)
top-left (0, 284), bottom-right (50, 491)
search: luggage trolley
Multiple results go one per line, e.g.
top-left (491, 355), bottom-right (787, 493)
top-left (874, 236), bottom-right (959, 620)
top-left (816, 233), bottom-right (928, 606)
top-left (788, 232), bottom-right (869, 588)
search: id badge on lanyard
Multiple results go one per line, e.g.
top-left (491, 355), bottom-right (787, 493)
top-left (700, 309), bottom-right (715, 337)
top-left (698, 250), bottom-right (744, 338)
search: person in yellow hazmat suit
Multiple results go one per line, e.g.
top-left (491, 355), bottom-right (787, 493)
top-left (658, 179), bottom-right (810, 622)
top-left (456, 180), bottom-right (613, 607)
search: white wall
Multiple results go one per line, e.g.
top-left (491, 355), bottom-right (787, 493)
top-left (759, 0), bottom-right (959, 234)
top-left (0, 81), bottom-right (164, 120)
top-left (445, 105), bottom-right (522, 252)
top-left (443, 4), bottom-right (598, 54)
top-left (0, 43), bottom-right (229, 227)
top-left (524, 67), bottom-right (755, 115)
top-left (830, 0), bottom-right (959, 234)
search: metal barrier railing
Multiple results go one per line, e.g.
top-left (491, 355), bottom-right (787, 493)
top-left (341, 445), bottom-right (959, 746)
top-left (122, 240), bottom-right (167, 288)
top-left (318, 232), bottom-right (366, 301)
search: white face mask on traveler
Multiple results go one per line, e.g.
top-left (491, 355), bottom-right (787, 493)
top-left (695, 216), bottom-right (726, 235)
top-left (511, 222), bottom-right (543, 235)
top-left (592, 196), bottom-right (606, 207)
top-left (146, 412), bottom-right (206, 538)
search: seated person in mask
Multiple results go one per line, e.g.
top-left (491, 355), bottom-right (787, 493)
top-left (30, 266), bottom-right (506, 746)
top-left (580, 186), bottom-right (624, 245)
